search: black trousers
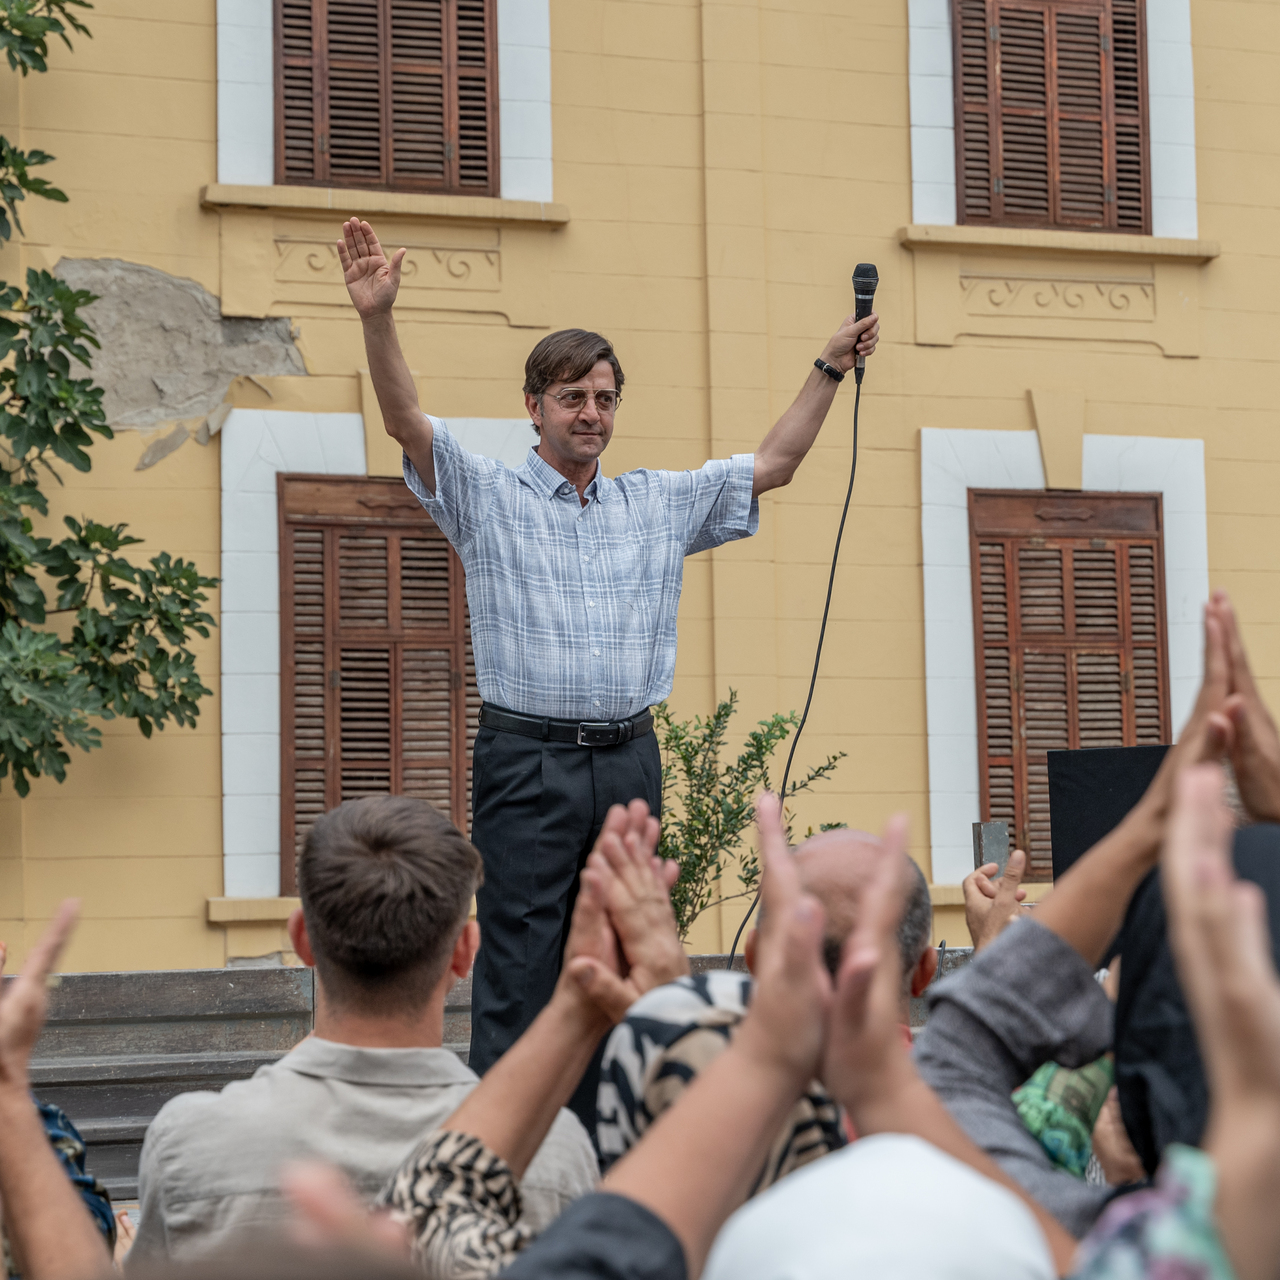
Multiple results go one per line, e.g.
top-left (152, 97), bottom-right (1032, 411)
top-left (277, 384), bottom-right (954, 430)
top-left (468, 724), bottom-right (662, 1133)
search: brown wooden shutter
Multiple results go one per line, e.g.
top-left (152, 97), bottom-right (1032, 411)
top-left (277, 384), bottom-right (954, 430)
top-left (1110, 0), bottom-right (1149, 229)
top-left (279, 475), bottom-right (481, 892)
top-left (953, 0), bottom-right (1150, 232)
top-left (274, 0), bottom-right (498, 195)
top-left (970, 491), bottom-right (1170, 881)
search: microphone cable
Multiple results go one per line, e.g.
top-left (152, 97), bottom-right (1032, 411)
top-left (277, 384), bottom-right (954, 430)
top-left (726, 369), bottom-right (864, 969)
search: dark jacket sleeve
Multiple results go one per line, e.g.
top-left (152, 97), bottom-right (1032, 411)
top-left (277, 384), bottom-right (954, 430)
top-left (912, 918), bottom-right (1115, 1238)
top-left (499, 1193), bottom-right (686, 1280)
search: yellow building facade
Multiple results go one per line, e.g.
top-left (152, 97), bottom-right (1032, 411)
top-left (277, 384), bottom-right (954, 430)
top-left (0, 0), bottom-right (1273, 968)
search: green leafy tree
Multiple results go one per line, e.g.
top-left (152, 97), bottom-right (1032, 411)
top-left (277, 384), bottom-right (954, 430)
top-left (656, 691), bottom-right (845, 940)
top-left (0, 2), bottom-right (91, 239)
top-left (0, 1), bottom-right (218, 796)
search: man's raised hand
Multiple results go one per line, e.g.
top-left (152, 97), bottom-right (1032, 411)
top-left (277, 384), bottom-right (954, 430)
top-left (0, 900), bottom-right (77, 1091)
top-left (963, 848), bottom-right (1031, 951)
top-left (821, 311), bottom-right (880, 374)
top-left (337, 218), bottom-right (407, 320)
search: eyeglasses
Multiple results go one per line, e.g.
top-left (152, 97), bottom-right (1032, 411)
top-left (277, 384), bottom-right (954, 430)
top-left (545, 388), bottom-right (621, 414)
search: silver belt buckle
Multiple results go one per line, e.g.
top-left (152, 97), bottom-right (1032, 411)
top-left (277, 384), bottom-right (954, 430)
top-left (577, 721), bottom-right (615, 746)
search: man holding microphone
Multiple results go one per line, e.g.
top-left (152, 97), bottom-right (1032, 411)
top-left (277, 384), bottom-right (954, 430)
top-left (338, 217), bottom-right (879, 1097)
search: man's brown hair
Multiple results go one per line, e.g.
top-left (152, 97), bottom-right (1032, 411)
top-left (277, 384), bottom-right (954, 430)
top-left (297, 796), bottom-right (483, 1014)
top-left (523, 329), bottom-right (625, 434)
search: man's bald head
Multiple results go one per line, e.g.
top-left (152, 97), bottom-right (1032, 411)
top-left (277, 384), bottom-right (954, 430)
top-left (792, 828), bottom-right (934, 994)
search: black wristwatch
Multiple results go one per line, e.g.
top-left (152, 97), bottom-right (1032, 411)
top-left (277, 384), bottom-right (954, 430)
top-left (814, 357), bottom-right (845, 384)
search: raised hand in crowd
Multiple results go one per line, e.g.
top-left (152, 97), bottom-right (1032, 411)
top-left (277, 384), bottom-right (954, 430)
top-left (1215, 591), bottom-right (1280, 824)
top-left (599, 792), bottom-right (835, 1274)
top-left (816, 818), bottom-right (1079, 1275)
top-left (1156, 763), bottom-right (1280, 1280)
top-left (963, 848), bottom-right (1032, 951)
top-left (0, 902), bottom-right (111, 1280)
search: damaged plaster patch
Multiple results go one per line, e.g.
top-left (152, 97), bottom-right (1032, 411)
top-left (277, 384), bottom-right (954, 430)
top-left (54, 258), bottom-right (306, 430)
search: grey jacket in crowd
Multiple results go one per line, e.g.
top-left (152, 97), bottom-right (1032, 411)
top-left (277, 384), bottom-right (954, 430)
top-left (912, 918), bottom-right (1114, 1238)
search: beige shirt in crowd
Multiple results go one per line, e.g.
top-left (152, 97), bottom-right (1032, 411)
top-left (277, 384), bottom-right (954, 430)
top-left (129, 1036), bottom-right (598, 1264)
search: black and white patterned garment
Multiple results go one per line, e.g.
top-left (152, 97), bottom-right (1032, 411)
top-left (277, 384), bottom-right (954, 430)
top-left (383, 1129), bottom-right (533, 1280)
top-left (596, 972), bottom-right (846, 1191)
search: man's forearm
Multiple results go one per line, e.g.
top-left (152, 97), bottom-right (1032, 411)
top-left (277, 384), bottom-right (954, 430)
top-left (752, 366), bottom-right (839, 496)
top-left (0, 1089), bottom-right (108, 1280)
top-left (442, 987), bottom-right (609, 1180)
top-left (362, 313), bottom-right (424, 441)
top-left (1034, 800), bottom-right (1162, 966)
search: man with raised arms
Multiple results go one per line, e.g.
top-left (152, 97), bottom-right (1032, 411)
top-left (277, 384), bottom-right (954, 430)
top-left (339, 217), bottom-right (879, 1118)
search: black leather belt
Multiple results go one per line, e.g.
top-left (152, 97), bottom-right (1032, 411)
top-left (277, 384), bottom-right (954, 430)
top-left (479, 703), bottom-right (654, 747)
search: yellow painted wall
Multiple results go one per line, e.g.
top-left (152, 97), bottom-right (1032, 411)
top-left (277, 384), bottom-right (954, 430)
top-left (2, 0), bottom-right (1279, 968)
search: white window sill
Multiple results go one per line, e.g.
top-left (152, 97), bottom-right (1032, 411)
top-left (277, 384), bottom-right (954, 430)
top-left (202, 183), bottom-right (569, 227)
top-left (899, 223), bottom-right (1218, 263)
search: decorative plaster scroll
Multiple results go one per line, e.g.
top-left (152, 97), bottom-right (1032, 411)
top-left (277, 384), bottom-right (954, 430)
top-left (275, 241), bottom-right (503, 294)
top-left (909, 246), bottom-right (1201, 356)
top-left (961, 276), bottom-right (1155, 321)
top-left (214, 210), bottom-right (549, 328)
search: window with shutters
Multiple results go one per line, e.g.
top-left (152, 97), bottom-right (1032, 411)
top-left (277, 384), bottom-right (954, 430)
top-left (275, 0), bottom-right (498, 195)
top-left (952, 0), bottom-right (1150, 232)
top-left (278, 475), bottom-right (482, 892)
top-left (969, 490), bottom-right (1169, 881)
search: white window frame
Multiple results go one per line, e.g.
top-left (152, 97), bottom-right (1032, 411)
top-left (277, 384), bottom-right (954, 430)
top-left (907, 0), bottom-right (1197, 237)
top-left (215, 0), bottom-right (553, 202)
top-left (920, 429), bottom-right (1209, 884)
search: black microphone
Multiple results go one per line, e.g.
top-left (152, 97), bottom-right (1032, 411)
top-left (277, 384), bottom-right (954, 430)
top-left (851, 263), bottom-right (878, 384)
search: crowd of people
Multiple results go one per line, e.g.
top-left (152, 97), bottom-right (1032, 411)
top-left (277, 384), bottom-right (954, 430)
top-left (3, 590), bottom-right (1280, 1280)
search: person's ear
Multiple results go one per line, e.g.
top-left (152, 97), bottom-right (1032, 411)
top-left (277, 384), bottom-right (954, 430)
top-left (910, 945), bottom-right (938, 998)
top-left (743, 927), bottom-right (759, 975)
top-left (450, 920), bottom-right (480, 979)
top-left (287, 909), bottom-right (316, 968)
top-left (525, 391), bottom-right (542, 431)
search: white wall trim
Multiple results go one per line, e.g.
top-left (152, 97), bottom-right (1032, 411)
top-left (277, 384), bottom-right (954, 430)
top-left (1147, 0), bottom-right (1198, 238)
top-left (220, 410), bottom-right (367, 897)
top-left (908, 0), bottom-right (957, 227)
top-left (498, 0), bottom-right (553, 202)
top-left (219, 411), bottom-right (537, 897)
top-left (920, 429), bottom-right (1209, 884)
top-left (908, 0), bottom-right (1197, 237)
top-left (216, 0), bottom-right (274, 186)
top-left (214, 0), bottom-right (553, 200)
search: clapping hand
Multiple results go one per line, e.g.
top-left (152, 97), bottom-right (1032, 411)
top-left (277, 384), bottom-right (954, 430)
top-left (337, 218), bottom-right (407, 320)
top-left (1162, 763), bottom-right (1280, 1280)
top-left (733, 793), bottom-right (834, 1090)
top-left (1215, 591), bottom-right (1280, 824)
top-left (566, 800), bottom-right (688, 1023)
top-left (820, 814), bottom-right (913, 1123)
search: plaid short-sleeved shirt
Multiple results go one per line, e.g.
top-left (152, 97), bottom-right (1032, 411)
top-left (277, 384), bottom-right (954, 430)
top-left (404, 420), bottom-right (759, 721)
